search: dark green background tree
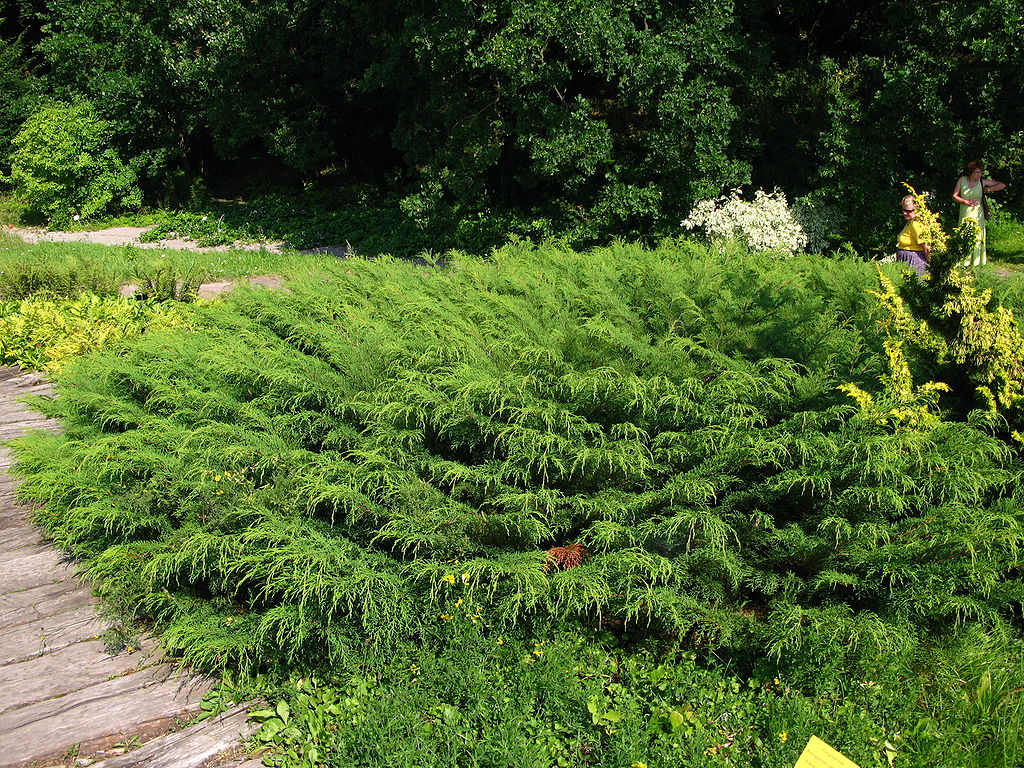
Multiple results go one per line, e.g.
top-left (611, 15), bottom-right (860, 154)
top-left (3, 0), bottom-right (1022, 243)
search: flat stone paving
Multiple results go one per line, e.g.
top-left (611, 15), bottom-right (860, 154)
top-left (0, 367), bottom-right (260, 768)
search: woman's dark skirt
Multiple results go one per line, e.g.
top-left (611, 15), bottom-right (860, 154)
top-left (895, 249), bottom-right (928, 276)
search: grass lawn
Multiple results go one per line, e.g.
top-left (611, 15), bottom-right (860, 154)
top-left (984, 209), bottom-right (1024, 273)
top-left (0, 230), bottom-right (341, 285)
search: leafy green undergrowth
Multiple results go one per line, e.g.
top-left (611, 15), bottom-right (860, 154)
top-left (136, 188), bottom-right (553, 255)
top-left (10, 239), bottom-right (1024, 766)
top-left (0, 194), bottom-right (24, 227)
top-left (231, 621), bottom-right (1022, 768)
top-left (57, 210), bottom-right (170, 232)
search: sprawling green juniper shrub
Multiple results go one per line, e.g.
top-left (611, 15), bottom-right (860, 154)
top-left (12, 242), bottom-right (1024, 685)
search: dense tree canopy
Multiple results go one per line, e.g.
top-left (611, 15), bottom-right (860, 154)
top-left (2, 0), bottom-right (1023, 243)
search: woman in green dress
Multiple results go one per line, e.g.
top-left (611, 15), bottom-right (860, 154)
top-left (952, 160), bottom-right (1006, 267)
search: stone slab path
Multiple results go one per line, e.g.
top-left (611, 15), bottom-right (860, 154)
top-left (0, 367), bottom-right (262, 768)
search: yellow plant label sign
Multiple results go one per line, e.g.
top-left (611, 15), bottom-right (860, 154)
top-left (793, 735), bottom-right (860, 768)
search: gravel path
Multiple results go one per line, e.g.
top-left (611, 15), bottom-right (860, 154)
top-left (7, 225), bottom-right (286, 254)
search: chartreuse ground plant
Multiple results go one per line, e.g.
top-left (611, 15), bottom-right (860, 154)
top-left (0, 240), bottom-right (210, 372)
top-left (10, 240), bottom-right (1024, 767)
top-left (0, 292), bottom-right (189, 371)
top-left (0, 241), bottom-right (197, 372)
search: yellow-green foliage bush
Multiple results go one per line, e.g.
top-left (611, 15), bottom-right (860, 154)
top-left (862, 187), bottom-right (1024, 442)
top-left (0, 293), bottom-right (187, 371)
top-left (3, 101), bottom-right (142, 226)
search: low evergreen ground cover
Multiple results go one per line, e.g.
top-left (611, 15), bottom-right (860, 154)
top-left (7, 237), bottom-right (1024, 766)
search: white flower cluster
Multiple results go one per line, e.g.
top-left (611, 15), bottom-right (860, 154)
top-left (682, 188), bottom-right (809, 256)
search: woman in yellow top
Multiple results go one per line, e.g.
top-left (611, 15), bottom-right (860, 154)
top-left (895, 195), bottom-right (929, 277)
top-left (953, 160), bottom-right (1006, 267)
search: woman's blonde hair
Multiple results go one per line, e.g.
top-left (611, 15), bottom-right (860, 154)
top-left (900, 194), bottom-right (915, 209)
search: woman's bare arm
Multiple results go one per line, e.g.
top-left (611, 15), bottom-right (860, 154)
top-left (952, 177), bottom-right (975, 206)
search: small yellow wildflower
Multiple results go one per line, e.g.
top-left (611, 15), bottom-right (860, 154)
top-left (214, 475), bottom-right (221, 482)
top-left (455, 598), bottom-right (464, 607)
top-left (631, 763), bottom-right (648, 768)
top-left (496, 637), bottom-right (504, 645)
top-left (532, 649), bottom-right (544, 656)
top-left (442, 573), bottom-right (456, 584)
top-left (779, 732), bottom-right (788, 743)
top-left (461, 572), bottom-right (470, 583)
top-left (440, 613), bottom-right (453, 621)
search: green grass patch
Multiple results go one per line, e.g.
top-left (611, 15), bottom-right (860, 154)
top-left (989, 210), bottom-right (1024, 271)
top-left (0, 236), bottom-right (338, 287)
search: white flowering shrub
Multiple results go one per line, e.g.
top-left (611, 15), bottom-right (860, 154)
top-left (682, 188), bottom-right (809, 256)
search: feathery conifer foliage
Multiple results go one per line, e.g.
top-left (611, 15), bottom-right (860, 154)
top-left (12, 242), bottom-right (1024, 680)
